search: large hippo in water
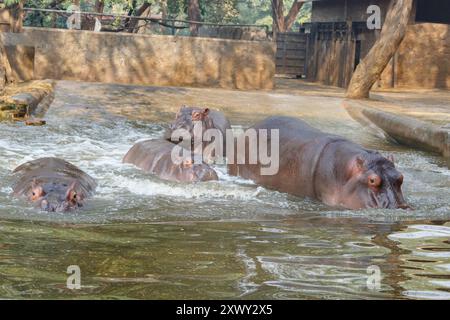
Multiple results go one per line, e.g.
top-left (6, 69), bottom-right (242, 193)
top-left (123, 139), bottom-right (218, 182)
top-left (228, 116), bottom-right (410, 210)
top-left (12, 157), bottom-right (97, 212)
top-left (164, 106), bottom-right (231, 159)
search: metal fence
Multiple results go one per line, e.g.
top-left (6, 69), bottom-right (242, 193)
top-left (23, 7), bottom-right (270, 41)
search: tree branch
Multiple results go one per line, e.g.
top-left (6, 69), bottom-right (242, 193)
top-left (284, 0), bottom-right (304, 31)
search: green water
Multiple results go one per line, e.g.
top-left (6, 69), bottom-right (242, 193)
top-left (0, 81), bottom-right (449, 299)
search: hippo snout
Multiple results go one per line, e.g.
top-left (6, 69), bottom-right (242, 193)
top-left (40, 199), bottom-right (50, 211)
top-left (40, 198), bottom-right (71, 212)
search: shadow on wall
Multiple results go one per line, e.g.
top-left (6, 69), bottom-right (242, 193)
top-left (2, 28), bottom-right (276, 91)
top-left (435, 25), bottom-right (449, 89)
top-left (395, 23), bottom-right (449, 90)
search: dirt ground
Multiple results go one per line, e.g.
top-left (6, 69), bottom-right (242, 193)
top-left (275, 77), bottom-right (450, 128)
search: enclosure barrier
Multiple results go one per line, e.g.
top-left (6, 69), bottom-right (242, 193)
top-left (22, 7), bottom-right (270, 41)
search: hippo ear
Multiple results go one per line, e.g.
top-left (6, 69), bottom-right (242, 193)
top-left (192, 108), bottom-right (210, 121)
top-left (192, 111), bottom-right (203, 121)
top-left (356, 156), bottom-right (365, 170)
top-left (348, 156), bottom-right (365, 177)
top-left (31, 178), bottom-right (38, 189)
top-left (182, 158), bottom-right (194, 168)
top-left (387, 154), bottom-right (395, 165)
top-left (30, 180), bottom-right (45, 201)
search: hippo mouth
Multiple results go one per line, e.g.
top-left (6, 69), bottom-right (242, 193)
top-left (39, 199), bottom-right (80, 212)
top-left (368, 190), bottom-right (410, 210)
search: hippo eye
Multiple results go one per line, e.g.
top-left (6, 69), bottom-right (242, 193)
top-left (31, 187), bottom-right (45, 201)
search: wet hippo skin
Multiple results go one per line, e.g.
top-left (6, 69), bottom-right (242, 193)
top-left (228, 116), bottom-right (410, 210)
top-left (12, 157), bottom-right (97, 212)
top-left (164, 106), bottom-right (231, 158)
top-left (123, 139), bottom-right (218, 183)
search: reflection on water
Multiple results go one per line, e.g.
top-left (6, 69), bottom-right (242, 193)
top-left (389, 224), bottom-right (450, 300)
top-left (0, 81), bottom-right (449, 299)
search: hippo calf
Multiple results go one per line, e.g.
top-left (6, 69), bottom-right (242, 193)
top-left (228, 116), bottom-right (410, 210)
top-left (12, 157), bottom-right (97, 212)
top-left (123, 139), bottom-right (218, 183)
top-left (164, 106), bottom-right (231, 159)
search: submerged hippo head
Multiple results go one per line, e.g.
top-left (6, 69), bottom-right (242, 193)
top-left (12, 157), bottom-right (97, 213)
top-left (341, 153), bottom-right (410, 210)
top-left (29, 180), bottom-right (85, 212)
top-left (176, 158), bottom-right (218, 182)
top-left (164, 106), bottom-right (213, 145)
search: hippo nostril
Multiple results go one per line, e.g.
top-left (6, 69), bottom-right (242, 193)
top-left (40, 199), bottom-right (49, 211)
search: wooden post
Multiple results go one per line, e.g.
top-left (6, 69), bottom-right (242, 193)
top-left (9, 1), bottom-right (23, 33)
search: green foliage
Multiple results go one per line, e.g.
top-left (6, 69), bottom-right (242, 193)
top-left (4, 0), bottom-right (20, 5)
top-left (200, 0), bottom-right (240, 23)
top-left (21, 0), bottom-right (311, 29)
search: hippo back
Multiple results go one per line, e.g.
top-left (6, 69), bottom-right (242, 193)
top-left (164, 106), bottom-right (231, 156)
top-left (123, 139), bottom-right (218, 182)
top-left (12, 157), bottom-right (97, 199)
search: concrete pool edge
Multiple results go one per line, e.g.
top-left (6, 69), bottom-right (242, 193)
top-left (0, 79), bottom-right (55, 121)
top-left (344, 100), bottom-right (450, 158)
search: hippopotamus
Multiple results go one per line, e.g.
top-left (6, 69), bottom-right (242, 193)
top-left (228, 116), bottom-right (410, 210)
top-left (12, 157), bottom-right (97, 212)
top-left (164, 106), bottom-right (231, 160)
top-left (123, 139), bottom-right (218, 182)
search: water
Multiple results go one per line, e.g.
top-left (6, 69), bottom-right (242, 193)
top-left (0, 81), bottom-right (449, 299)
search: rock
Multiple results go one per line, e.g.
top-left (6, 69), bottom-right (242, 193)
top-left (25, 118), bottom-right (46, 126)
top-left (0, 80), bottom-right (55, 121)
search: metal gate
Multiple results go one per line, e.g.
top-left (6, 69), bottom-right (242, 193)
top-left (275, 32), bottom-right (307, 77)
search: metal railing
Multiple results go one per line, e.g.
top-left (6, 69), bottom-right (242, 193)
top-left (23, 7), bottom-right (271, 41)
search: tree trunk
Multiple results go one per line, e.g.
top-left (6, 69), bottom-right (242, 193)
top-left (1, 3), bottom-right (18, 91)
top-left (0, 42), bottom-right (14, 92)
top-left (9, 0), bottom-right (23, 33)
top-left (157, 0), bottom-right (168, 35)
top-left (272, 0), bottom-right (304, 33)
top-left (271, 0), bottom-right (285, 33)
top-left (127, 2), bottom-right (151, 33)
top-left (46, 0), bottom-right (65, 27)
top-left (284, 1), bottom-right (304, 31)
top-left (94, 0), bottom-right (105, 13)
top-left (345, 0), bottom-right (414, 99)
top-left (136, 5), bottom-right (152, 34)
top-left (159, 0), bottom-right (168, 20)
top-left (188, 0), bottom-right (201, 36)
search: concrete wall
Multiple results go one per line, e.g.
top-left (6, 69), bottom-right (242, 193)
top-left (4, 45), bottom-right (34, 81)
top-left (379, 23), bottom-right (450, 89)
top-left (308, 1), bottom-right (449, 90)
top-left (198, 26), bottom-right (268, 41)
top-left (0, 9), bottom-right (11, 32)
top-left (1, 27), bottom-right (276, 90)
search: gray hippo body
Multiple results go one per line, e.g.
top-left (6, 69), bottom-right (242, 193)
top-left (12, 157), bottom-right (97, 212)
top-left (164, 106), bottom-right (231, 158)
top-left (228, 116), bottom-right (409, 210)
top-left (123, 139), bottom-right (218, 182)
